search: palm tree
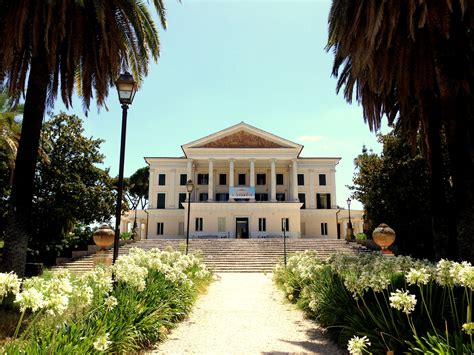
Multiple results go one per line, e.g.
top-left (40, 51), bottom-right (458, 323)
top-left (0, 90), bottom-right (23, 177)
top-left (327, 1), bottom-right (474, 261)
top-left (0, 0), bottom-right (166, 275)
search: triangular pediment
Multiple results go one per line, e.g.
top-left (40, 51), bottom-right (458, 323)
top-left (183, 122), bottom-right (302, 150)
top-left (194, 130), bottom-right (289, 149)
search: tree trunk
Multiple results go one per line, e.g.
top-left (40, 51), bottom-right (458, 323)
top-left (420, 95), bottom-right (456, 260)
top-left (1, 55), bottom-right (49, 276)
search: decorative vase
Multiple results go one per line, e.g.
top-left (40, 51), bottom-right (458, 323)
top-left (372, 223), bottom-right (396, 255)
top-left (93, 224), bottom-right (115, 251)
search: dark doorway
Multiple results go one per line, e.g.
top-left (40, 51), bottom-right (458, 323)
top-left (236, 218), bottom-right (249, 239)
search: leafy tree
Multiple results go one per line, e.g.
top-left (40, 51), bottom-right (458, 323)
top-left (0, 1), bottom-right (167, 275)
top-left (351, 131), bottom-right (436, 257)
top-left (123, 166), bottom-right (149, 234)
top-left (28, 112), bottom-right (115, 264)
top-left (327, 1), bottom-right (474, 261)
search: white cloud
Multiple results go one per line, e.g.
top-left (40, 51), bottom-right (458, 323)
top-left (296, 135), bottom-right (324, 142)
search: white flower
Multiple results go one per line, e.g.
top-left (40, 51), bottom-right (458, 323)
top-left (0, 272), bottom-right (21, 299)
top-left (347, 335), bottom-right (371, 355)
top-left (93, 333), bottom-right (111, 352)
top-left (104, 296), bottom-right (118, 311)
top-left (462, 322), bottom-right (474, 335)
top-left (389, 289), bottom-right (417, 315)
top-left (15, 288), bottom-right (46, 312)
top-left (113, 258), bottom-right (148, 291)
top-left (406, 267), bottom-right (431, 286)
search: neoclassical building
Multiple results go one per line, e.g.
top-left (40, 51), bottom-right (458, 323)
top-left (123, 122), bottom-right (363, 239)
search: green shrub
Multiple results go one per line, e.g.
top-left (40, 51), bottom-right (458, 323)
top-left (120, 232), bottom-right (133, 240)
top-left (355, 232), bottom-right (367, 240)
top-left (1, 247), bottom-right (213, 353)
top-left (274, 252), bottom-right (474, 354)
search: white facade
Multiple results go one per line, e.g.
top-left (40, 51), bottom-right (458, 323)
top-left (123, 123), bottom-right (363, 239)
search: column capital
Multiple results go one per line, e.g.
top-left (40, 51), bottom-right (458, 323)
top-left (249, 158), bottom-right (255, 162)
top-left (208, 158), bottom-right (215, 162)
top-left (292, 158), bottom-right (298, 163)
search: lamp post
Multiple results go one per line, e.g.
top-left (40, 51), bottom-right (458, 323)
top-left (112, 72), bottom-right (137, 264)
top-left (185, 179), bottom-right (194, 255)
top-left (346, 197), bottom-right (353, 241)
top-left (282, 218), bottom-right (287, 266)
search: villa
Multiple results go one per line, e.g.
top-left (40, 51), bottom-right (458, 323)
top-left (123, 122), bottom-right (363, 239)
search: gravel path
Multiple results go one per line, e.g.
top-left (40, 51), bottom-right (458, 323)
top-left (149, 273), bottom-right (342, 355)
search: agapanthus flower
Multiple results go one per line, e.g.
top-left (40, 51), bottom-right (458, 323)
top-left (93, 333), bottom-right (111, 351)
top-left (389, 289), bottom-right (417, 315)
top-left (0, 272), bottom-right (21, 299)
top-left (104, 296), bottom-right (118, 311)
top-left (406, 267), bottom-right (431, 286)
top-left (15, 288), bottom-right (47, 312)
top-left (462, 322), bottom-right (474, 335)
top-left (347, 335), bottom-right (371, 355)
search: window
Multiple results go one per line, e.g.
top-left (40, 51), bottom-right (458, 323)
top-left (199, 193), bottom-right (208, 202)
top-left (321, 222), bottom-right (328, 236)
top-left (218, 217), bottom-right (226, 232)
top-left (319, 174), bottom-right (327, 186)
top-left (297, 174), bottom-right (305, 186)
top-left (157, 222), bottom-right (164, 235)
top-left (197, 174), bottom-right (208, 185)
top-left (255, 193), bottom-right (268, 201)
top-left (238, 173), bottom-right (246, 185)
top-left (281, 218), bottom-right (289, 232)
top-left (178, 193), bottom-right (186, 209)
top-left (195, 217), bottom-right (203, 231)
top-left (317, 193), bottom-right (331, 209)
top-left (158, 174), bottom-right (166, 186)
top-left (276, 193), bottom-right (285, 201)
top-left (257, 174), bottom-right (266, 185)
top-left (219, 174), bottom-right (227, 185)
top-left (180, 174), bottom-right (187, 185)
top-left (298, 193), bottom-right (306, 209)
top-left (157, 193), bottom-right (165, 209)
top-left (276, 174), bottom-right (284, 185)
top-left (258, 218), bottom-right (266, 232)
top-left (216, 193), bottom-right (229, 202)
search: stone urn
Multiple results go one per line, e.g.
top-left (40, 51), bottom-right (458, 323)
top-left (372, 223), bottom-right (396, 255)
top-left (93, 224), bottom-right (115, 251)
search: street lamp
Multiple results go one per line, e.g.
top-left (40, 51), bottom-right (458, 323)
top-left (346, 197), bottom-right (353, 241)
top-left (112, 72), bottom-right (137, 264)
top-left (185, 179), bottom-right (195, 255)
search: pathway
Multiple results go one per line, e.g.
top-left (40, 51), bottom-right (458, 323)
top-left (149, 273), bottom-right (342, 355)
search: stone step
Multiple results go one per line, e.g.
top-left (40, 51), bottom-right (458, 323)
top-left (54, 239), bottom-right (363, 273)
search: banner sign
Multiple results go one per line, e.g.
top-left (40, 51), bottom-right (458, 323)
top-left (229, 186), bottom-right (255, 199)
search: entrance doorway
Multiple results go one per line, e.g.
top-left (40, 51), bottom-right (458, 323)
top-left (236, 218), bottom-right (249, 239)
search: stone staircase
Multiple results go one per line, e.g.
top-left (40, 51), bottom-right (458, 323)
top-left (55, 239), bottom-right (364, 273)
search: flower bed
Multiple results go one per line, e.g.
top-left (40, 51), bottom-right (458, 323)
top-left (0, 247), bottom-right (212, 353)
top-left (274, 252), bottom-right (473, 354)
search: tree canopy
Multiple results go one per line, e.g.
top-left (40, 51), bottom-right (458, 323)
top-left (351, 131), bottom-right (435, 257)
top-left (29, 113), bottom-right (115, 264)
top-left (0, 1), bottom-right (167, 275)
top-left (328, 0), bottom-right (474, 261)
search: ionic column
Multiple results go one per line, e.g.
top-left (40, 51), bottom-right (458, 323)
top-left (249, 159), bottom-right (255, 201)
top-left (292, 159), bottom-right (299, 201)
top-left (229, 159), bottom-right (235, 201)
top-left (208, 159), bottom-right (214, 201)
top-left (309, 169), bottom-right (315, 208)
top-left (270, 159), bottom-right (277, 202)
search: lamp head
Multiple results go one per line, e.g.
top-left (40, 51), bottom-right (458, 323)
top-left (115, 72), bottom-right (137, 105)
top-left (186, 179), bottom-right (194, 193)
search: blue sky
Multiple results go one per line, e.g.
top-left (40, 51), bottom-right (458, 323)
top-left (56, 0), bottom-right (387, 210)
